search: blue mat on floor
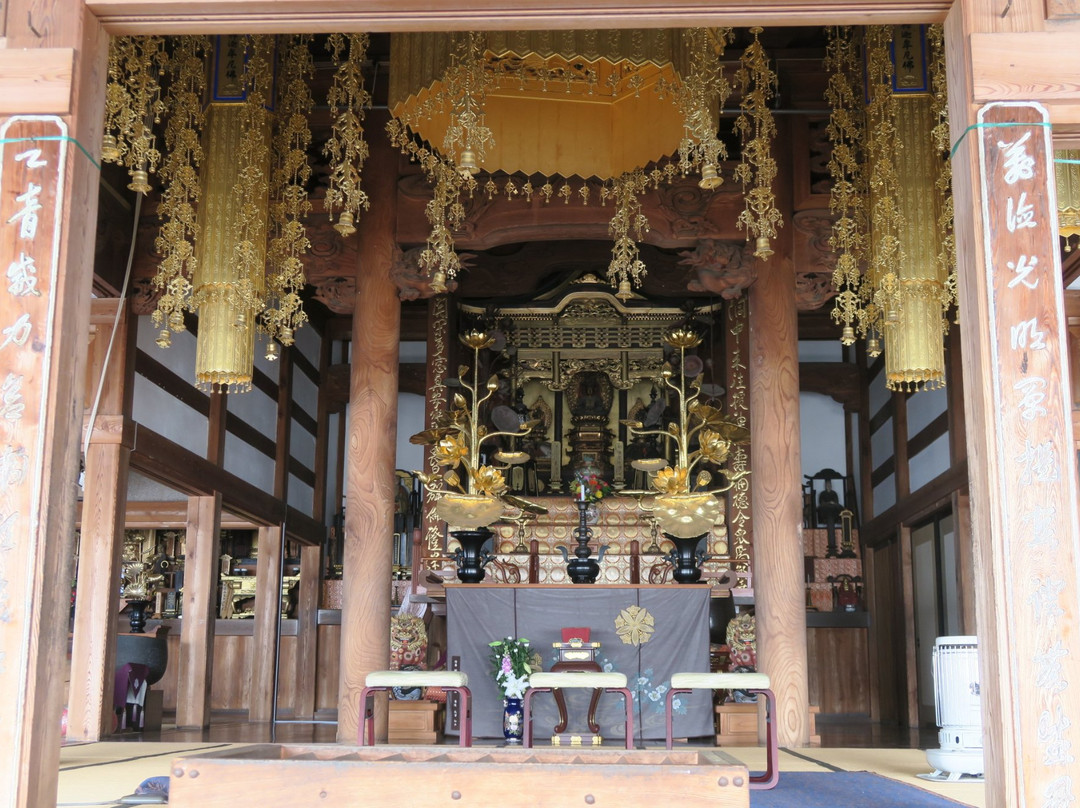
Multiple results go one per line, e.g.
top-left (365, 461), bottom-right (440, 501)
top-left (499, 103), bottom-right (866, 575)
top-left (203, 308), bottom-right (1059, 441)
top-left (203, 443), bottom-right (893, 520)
top-left (750, 772), bottom-right (971, 807)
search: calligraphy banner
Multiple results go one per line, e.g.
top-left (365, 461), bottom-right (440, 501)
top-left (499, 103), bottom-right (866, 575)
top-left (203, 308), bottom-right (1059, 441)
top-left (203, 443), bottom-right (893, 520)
top-left (0, 116), bottom-right (67, 744)
top-left (979, 102), bottom-right (1080, 807)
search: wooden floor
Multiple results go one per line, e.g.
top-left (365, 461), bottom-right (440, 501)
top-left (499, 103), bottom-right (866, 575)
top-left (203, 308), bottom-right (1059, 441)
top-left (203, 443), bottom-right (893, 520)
top-left (106, 712), bottom-right (939, 749)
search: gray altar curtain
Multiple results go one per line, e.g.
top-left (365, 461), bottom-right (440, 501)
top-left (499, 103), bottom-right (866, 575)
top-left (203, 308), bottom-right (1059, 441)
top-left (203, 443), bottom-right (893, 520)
top-left (446, 585), bottom-right (713, 742)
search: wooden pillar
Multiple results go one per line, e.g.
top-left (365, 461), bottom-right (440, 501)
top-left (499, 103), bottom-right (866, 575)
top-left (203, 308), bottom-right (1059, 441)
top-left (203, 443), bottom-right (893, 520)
top-left (947, 9), bottom-right (1080, 794)
top-left (337, 110), bottom-right (400, 742)
top-left (68, 301), bottom-right (136, 741)
top-left (747, 120), bottom-right (809, 748)
top-left (0, 2), bottom-right (106, 805)
top-left (249, 525), bottom-right (283, 722)
top-left (176, 494), bottom-right (222, 728)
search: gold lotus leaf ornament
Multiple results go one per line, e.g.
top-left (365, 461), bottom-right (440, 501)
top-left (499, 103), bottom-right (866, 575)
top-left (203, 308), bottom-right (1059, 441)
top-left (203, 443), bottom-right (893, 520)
top-left (615, 605), bottom-right (655, 646)
top-left (435, 492), bottom-right (507, 530)
top-left (460, 330), bottom-right (495, 351)
top-left (665, 327), bottom-right (704, 350)
top-left (653, 492), bottom-right (722, 538)
top-left (652, 466), bottom-right (689, 495)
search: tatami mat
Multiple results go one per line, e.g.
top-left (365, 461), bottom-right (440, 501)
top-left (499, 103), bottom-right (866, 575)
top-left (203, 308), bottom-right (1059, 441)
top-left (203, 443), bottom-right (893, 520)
top-left (57, 743), bottom-right (236, 806)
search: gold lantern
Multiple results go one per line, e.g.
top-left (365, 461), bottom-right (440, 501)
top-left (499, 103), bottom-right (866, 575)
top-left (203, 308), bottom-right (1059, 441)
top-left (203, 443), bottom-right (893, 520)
top-left (1056, 150), bottom-right (1080, 250)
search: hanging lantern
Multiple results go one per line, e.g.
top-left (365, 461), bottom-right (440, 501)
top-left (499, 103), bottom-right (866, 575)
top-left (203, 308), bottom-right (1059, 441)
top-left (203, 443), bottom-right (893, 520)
top-left (1056, 150), bottom-right (1080, 251)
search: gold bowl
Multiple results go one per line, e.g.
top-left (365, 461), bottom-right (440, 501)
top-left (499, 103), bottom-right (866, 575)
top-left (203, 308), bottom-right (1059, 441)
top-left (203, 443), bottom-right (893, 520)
top-left (435, 493), bottom-right (506, 530)
top-left (652, 493), bottom-right (722, 538)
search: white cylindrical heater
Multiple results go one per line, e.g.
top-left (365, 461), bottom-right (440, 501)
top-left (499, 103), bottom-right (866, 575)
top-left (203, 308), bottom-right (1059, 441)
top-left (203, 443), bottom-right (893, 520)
top-left (922, 635), bottom-right (984, 782)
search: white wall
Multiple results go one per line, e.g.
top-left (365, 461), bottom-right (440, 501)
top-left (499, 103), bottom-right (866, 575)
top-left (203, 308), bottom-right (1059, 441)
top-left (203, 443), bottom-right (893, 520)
top-left (800, 392), bottom-right (847, 479)
top-left (397, 392), bottom-right (426, 472)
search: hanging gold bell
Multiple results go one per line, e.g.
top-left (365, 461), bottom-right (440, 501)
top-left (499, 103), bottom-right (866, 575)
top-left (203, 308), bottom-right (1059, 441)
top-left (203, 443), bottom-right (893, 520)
top-left (457, 149), bottom-right (480, 178)
top-left (333, 210), bottom-right (356, 237)
top-left (616, 278), bottom-right (633, 301)
top-left (128, 168), bottom-right (151, 194)
top-left (265, 341), bottom-right (280, 361)
top-left (698, 163), bottom-right (723, 190)
top-left (101, 134), bottom-right (121, 163)
top-left (754, 236), bottom-right (773, 260)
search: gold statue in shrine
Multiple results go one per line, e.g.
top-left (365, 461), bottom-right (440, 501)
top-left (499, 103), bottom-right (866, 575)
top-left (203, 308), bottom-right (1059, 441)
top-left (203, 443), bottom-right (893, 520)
top-left (565, 370), bottom-right (615, 481)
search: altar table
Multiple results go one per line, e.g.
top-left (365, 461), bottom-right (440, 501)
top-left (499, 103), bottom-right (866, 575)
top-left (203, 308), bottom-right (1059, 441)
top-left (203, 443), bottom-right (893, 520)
top-left (446, 584), bottom-right (713, 742)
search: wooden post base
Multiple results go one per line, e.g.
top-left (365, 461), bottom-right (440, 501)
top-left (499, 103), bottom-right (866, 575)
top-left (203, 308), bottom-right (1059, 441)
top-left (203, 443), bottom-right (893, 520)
top-left (714, 703), bottom-right (759, 746)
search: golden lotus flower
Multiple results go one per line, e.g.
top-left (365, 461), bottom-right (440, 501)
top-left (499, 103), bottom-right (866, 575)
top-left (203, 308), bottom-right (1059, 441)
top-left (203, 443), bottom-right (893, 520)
top-left (697, 430), bottom-right (731, 465)
top-left (652, 465), bottom-right (689, 495)
top-left (470, 465), bottom-right (508, 496)
top-left (665, 327), bottom-right (703, 350)
top-left (460, 330), bottom-right (495, 351)
top-left (434, 435), bottom-right (469, 468)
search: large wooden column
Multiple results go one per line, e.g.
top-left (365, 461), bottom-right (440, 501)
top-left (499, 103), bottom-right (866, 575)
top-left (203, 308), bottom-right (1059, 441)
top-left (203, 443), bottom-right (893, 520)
top-left (176, 494), bottom-right (223, 728)
top-left (0, 3), bottom-right (107, 806)
top-left (947, 5), bottom-right (1080, 802)
top-left (250, 525), bottom-right (284, 721)
top-left (747, 122), bottom-right (809, 748)
top-left (68, 301), bottom-right (136, 741)
top-left (337, 110), bottom-right (400, 742)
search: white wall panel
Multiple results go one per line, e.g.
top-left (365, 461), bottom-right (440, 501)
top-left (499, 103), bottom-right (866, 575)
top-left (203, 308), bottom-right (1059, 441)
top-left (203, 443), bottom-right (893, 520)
top-left (907, 385), bottom-right (947, 436)
top-left (868, 364), bottom-right (891, 416)
top-left (873, 474), bottom-right (896, 516)
top-left (871, 417), bottom-right (894, 469)
top-left (136, 313), bottom-right (197, 379)
top-left (290, 420), bottom-right (316, 469)
top-left (227, 385), bottom-right (276, 442)
top-left (908, 432), bottom-right (951, 493)
top-left (800, 392), bottom-right (847, 478)
top-left (288, 475), bottom-right (314, 515)
top-left (798, 340), bottom-right (843, 362)
top-left (132, 374), bottom-right (207, 454)
top-left (397, 393), bottom-right (425, 471)
top-left (223, 431), bottom-right (274, 493)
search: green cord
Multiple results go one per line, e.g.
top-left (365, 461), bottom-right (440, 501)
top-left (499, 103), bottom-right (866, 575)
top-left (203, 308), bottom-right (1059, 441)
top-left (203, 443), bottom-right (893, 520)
top-left (949, 120), bottom-right (1052, 160)
top-left (0, 135), bottom-right (101, 170)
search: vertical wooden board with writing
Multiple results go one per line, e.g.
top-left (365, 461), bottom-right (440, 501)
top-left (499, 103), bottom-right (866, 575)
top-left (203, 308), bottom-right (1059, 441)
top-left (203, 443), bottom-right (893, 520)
top-left (978, 101), bottom-right (1080, 807)
top-left (0, 116), bottom-right (66, 785)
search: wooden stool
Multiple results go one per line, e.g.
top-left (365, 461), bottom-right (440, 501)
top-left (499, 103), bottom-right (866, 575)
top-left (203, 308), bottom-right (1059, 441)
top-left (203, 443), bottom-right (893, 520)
top-left (523, 671), bottom-right (634, 749)
top-left (359, 671), bottom-right (471, 747)
top-left (664, 672), bottom-right (779, 790)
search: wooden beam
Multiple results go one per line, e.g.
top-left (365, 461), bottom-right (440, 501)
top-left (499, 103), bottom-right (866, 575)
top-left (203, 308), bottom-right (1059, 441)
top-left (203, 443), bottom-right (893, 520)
top-left (0, 3), bottom-right (108, 804)
top-left (87, 0), bottom-right (951, 34)
top-left (249, 525), bottom-right (284, 722)
top-left (128, 423), bottom-right (325, 544)
top-left (861, 460), bottom-right (969, 548)
top-left (175, 494), bottom-right (222, 728)
top-left (68, 301), bottom-right (136, 742)
top-left (0, 48), bottom-right (74, 114)
top-left (274, 349), bottom-right (293, 501)
top-left (907, 410), bottom-right (949, 459)
top-left (970, 32), bottom-right (1080, 116)
top-left (75, 499), bottom-right (259, 529)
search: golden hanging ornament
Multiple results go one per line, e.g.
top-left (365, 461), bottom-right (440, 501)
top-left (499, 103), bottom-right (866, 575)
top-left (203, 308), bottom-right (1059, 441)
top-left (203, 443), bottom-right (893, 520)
top-left (263, 35), bottom-right (315, 357)
top-left (734, 27), bottom-right (783, 260)
top-left (101, 35), bottom-right (167, 193)
top-left (151, 35), bottom-right (209, 350)
top-left (607, 170), bottom-right (651, 300)
top-left (324, 33), bottom-right (372, 237)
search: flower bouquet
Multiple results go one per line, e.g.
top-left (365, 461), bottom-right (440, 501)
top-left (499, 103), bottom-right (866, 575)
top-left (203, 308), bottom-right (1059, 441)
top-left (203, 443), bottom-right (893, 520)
top-left (569, 472), bottom-right (614, 503)
top-left (488, 636), bottom-right (536, 700)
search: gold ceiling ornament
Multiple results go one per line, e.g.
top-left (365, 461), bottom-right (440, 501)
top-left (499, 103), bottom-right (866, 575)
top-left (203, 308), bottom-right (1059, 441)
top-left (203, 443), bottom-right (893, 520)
top-left (607, 170), bottom-right (651, 300)
top-left (927, 24), bottom-right (958, 328)
top-left (101, 35), bottom-right (167, 193)
top-left (189, 34), bottom-right (275, 392)
top-left (262, 35), bottom-right (315, 358)
top-left (665, 27), bottom-right (734, 189)
top-left (861, 25), bottom-right (903, 361)
top-left (151, 35), bottom-right (209, 349)
top-left (442, 31), bottom-right (496, 178)
top-left (622, 325), bottom-right (750, 538)
top-left (411, 330), bottom-right (536, 529)
top-left (825, 26), bottom-right (870, 348)
top-left (830, 25), bottom-right (952, 391)
top-left (1055, 150), bottom-right (1080, 251)
top-left (734, 28), bottom-right (783, 260)
top-left (323, 33), bottom-right (372, 238)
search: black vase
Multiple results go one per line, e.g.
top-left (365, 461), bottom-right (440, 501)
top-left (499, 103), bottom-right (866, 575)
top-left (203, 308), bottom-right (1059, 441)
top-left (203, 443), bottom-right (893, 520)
top-left (666, 533), bottom-right (708, 584)
top-left (709, 595), bottom-right (737, 645)
top-left (450, 527), bottom-right (495, 583)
